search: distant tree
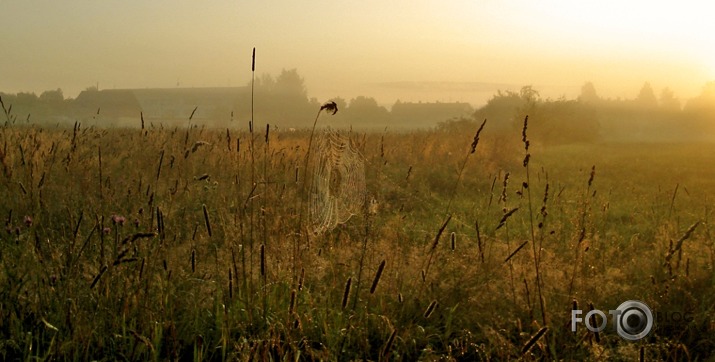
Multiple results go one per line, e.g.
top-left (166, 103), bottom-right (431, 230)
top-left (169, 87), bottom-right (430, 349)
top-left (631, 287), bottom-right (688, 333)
top-left (683, 82), bottom-right (715, 114)
top-left (39, 88), bottom-right (64, 103)
top-left (578, 82), bottom-right (600, 104)
top-left (682, 81), bottom-right (715, 132)
top-left (659, 87), bottom-right (680, 111)
top-left (245, 69), bottom-right (313, 126)
top-left (345, 96), bottom-right (390, 124)
top-left (519, 85), bottom-right (540, 104)
top-left (254, 73), bottom-right (276, 93)
top-left (636, 82), bottom-right (658, 108)
top-left (308, 97), bottom-right (321, 109)
top-left (472, 86), bottom-right (540, 130)
top-left (347, 96), bottom-right (380, 110)
top-left (275, 69), bottom-right (307, 99)
top-left (520, 99), bottom-right (600, 144)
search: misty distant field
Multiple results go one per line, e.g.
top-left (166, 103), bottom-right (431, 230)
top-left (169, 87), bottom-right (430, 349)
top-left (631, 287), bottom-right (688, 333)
top-left (1, 113), bottom-right (714, 360)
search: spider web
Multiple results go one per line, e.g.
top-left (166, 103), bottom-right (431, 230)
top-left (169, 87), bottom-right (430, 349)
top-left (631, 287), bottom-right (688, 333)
top-left (309, 127), bottom-right (366, 235)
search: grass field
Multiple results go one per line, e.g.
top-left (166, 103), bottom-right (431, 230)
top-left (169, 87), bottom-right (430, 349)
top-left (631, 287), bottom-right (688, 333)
top-left (1, 114), bottom-right (714, 360)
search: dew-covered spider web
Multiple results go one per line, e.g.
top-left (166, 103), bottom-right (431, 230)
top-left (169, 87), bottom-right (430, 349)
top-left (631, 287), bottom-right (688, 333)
top-left (309, 127), bottom-right (366, 235)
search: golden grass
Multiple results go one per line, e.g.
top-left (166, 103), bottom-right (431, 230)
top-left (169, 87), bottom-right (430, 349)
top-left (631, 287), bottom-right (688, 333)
top-left (0, 121), bottom-right (713, 360)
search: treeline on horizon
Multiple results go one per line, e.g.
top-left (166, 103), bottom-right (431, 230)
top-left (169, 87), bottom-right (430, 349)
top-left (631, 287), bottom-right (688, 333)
top-left (452, 81), bottom-right (715, 144)
top-left (2, 70), bottom-right (715, 143)
top-left (0, 69), bottom-right (476, 130)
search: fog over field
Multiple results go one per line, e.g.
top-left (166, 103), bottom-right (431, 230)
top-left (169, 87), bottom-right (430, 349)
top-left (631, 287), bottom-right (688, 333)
top-left (1, 1), bottom-right (713, 106)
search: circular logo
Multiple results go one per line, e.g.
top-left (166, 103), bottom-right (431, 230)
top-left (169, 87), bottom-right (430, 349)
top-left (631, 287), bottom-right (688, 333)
top-left (614, 300), bottom-right (653, 341)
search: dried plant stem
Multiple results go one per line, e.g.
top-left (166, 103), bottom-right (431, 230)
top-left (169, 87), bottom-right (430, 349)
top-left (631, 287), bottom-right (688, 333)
top-left (504, 240), bottom-right (529, 264)
top-left (98, 145), bottom-right (103, 202)
top-left (260, 243), bottom-right (267, 322)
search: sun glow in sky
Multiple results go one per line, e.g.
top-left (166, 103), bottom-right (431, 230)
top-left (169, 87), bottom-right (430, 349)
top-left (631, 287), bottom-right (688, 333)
top-left (1, 0), bottom-right (712, 106)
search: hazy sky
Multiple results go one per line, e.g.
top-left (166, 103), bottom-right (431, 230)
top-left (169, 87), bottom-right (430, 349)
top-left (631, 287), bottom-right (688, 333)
top-left (1, 0), bottom-right (713, 107)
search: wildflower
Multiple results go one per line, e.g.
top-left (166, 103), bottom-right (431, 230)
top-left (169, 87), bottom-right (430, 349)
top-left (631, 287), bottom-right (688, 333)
top-left (102, 227), bottom-right (111, 235)
top-left (111, 214), bottom-right (126, 226)
top-left (23, 215), bottom-right (33, 227)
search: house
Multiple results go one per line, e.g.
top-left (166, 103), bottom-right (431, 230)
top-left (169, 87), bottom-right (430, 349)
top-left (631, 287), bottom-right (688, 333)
top-left (74, 89), bottom-right (143, 122)
top-left (132, 87), bottom-right (248, 121)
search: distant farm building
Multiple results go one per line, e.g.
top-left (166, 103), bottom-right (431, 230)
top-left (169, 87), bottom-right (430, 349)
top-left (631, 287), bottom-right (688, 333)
top-left (74, 89), bottom-right (143, 123)
top-left (74, 87), bottom-right (250, 125)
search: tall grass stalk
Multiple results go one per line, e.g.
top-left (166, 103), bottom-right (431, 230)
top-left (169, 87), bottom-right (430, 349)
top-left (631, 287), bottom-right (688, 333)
top-left (352, 198), bottom-right (373, 311)
top-left (568, 165), bottom-right (595, 297)
top-left (249, 47), bottom-right (257, 291)
top-left (522, 116), bottom-right (547, 327)
top-left (422, 120), bottom-right (485, 288)
top-left (295, 101), bottom-right (338, 282)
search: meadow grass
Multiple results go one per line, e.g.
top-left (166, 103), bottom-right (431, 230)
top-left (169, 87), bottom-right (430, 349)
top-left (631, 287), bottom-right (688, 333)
top-left (0, 119), bottom-right (714, 360)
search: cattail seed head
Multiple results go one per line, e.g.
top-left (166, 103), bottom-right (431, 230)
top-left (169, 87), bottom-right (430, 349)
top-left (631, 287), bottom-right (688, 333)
top-left (424, 300), bottom-right (438, 318)
top-left (202, 204), bottom-right (212, 237)
top-left (341, 277), bottom-right (352, 310)
top-left (191, 249), bottom-right (196, 273)
top-left (251, 47), bottom-right (256, 72)
top-left (260, 244), bottom-right (265, 277)
top-left (370, 260), bottom-right (386, 294)
top-left (228, 268), bottom-right (233, 299)
top-left (289, 289), bottom-right (296, 315)
top-left (382, 329), bottom-right (397, 359)
top-left (588, 302), bottom-right (601, 343)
